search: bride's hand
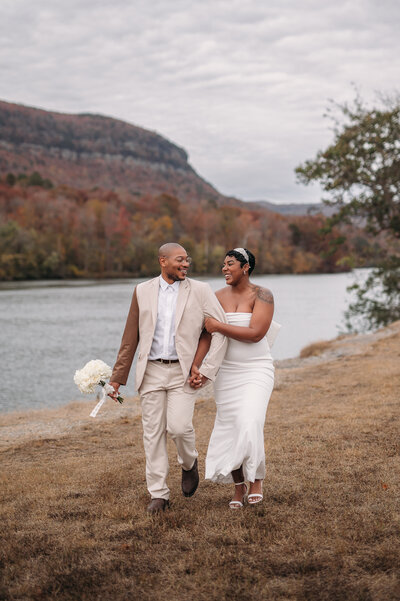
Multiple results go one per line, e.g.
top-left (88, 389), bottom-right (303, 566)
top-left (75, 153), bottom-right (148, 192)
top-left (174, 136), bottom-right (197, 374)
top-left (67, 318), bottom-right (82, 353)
top-left (188, 364), bottom-right (208, 389)
top-left (204, 317), bottom-right (219, 333)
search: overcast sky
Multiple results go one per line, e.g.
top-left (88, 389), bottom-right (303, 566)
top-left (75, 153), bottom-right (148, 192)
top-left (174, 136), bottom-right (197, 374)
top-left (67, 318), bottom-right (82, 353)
top-left (1, 0), bottom-right (399, 204)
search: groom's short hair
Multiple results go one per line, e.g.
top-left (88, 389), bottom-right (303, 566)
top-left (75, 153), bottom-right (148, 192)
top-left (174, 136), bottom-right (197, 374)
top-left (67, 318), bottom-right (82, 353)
top-left (158, 243), bottom-right (185, 258)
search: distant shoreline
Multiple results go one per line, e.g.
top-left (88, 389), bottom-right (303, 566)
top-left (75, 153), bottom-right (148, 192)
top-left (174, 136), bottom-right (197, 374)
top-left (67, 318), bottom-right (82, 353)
top-left (0, 269), bottom-right (372, 291)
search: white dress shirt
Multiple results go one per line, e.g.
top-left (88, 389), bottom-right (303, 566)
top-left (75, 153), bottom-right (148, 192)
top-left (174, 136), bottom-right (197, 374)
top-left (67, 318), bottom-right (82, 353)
top-left (148, 276), bottom-right (180, 360)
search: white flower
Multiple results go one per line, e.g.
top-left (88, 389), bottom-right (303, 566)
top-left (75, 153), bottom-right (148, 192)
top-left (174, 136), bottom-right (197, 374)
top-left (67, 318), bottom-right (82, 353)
top-left (74, 359), bottom-right (113, 394)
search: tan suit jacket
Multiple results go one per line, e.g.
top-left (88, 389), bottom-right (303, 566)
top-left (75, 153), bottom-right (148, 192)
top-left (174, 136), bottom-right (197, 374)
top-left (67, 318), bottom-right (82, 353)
top-left (111, 277), bottom-right (227, 393)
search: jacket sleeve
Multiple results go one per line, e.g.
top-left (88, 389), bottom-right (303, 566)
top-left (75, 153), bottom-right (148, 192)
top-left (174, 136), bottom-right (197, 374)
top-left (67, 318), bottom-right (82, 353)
top-left (198, 284), bottom-right (227, 381)
top-left (110, 287), bottom-right (140, 385)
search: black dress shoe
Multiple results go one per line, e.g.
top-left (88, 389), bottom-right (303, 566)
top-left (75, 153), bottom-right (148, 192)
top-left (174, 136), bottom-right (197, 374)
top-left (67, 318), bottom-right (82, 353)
top-left (182, 458), bottom-right (199, 497)
top-left (147, 498), bottom-right (170, 514)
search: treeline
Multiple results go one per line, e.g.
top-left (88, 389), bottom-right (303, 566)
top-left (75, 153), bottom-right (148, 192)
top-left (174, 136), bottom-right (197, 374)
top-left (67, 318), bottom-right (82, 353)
top-left (0, 172), bottom-right (385, 280)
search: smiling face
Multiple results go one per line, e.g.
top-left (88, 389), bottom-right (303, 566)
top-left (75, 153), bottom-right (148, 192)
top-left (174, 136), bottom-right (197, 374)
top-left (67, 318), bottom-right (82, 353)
top-left (222, 254), bottom-right (247, 286)
top-left (159, 245), bottom-right (191, 283)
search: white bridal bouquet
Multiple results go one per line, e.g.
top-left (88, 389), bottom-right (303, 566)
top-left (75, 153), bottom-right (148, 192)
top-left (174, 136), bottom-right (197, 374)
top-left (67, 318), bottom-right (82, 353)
top-left (74, 359), bottom-right (123, 418)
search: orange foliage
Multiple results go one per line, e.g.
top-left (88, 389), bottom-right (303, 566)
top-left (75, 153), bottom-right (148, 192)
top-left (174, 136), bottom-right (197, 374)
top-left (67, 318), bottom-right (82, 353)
top-left (0, 177), bottom-right (385, 280)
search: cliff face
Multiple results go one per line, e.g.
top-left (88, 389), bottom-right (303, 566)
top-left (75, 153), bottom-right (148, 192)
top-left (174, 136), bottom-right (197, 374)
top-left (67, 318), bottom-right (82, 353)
top-left (0, 100), bottom-right (224, 202)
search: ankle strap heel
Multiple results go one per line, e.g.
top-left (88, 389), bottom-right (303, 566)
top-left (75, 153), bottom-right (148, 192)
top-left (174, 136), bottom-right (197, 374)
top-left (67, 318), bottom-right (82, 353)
top-left (229, 482), bottom-right (248, 509)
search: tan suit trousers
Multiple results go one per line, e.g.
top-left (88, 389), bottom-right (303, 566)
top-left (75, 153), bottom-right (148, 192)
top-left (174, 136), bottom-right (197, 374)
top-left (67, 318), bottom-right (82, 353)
top-left (139, 360), bottom-right (198, 500)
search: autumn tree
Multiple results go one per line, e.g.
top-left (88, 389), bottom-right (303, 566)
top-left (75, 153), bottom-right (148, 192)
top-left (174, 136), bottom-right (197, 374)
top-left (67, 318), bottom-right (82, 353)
top-left (0, 171), bottom-right (389, 281)
top-left (296, 95), bottom-right (400, 329)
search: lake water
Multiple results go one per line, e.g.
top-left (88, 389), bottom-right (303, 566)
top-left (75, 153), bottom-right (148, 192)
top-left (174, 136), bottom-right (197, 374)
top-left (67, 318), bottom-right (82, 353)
top-left (0, 272), bottom-right (361, 413)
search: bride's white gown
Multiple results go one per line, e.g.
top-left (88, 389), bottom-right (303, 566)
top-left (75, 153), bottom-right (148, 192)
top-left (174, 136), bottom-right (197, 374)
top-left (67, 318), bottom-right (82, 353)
top-left (205, 312), bottom-right (275, 484)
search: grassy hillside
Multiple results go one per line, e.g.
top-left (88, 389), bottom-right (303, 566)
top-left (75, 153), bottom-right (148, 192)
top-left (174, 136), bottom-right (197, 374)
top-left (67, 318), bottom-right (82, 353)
top-left (1, 323), bottom-right (399, 600)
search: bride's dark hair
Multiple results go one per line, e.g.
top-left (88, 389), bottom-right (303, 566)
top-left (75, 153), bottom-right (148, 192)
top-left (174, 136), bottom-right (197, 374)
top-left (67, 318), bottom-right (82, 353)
top-left (225, 249), bottom-right (255, 275)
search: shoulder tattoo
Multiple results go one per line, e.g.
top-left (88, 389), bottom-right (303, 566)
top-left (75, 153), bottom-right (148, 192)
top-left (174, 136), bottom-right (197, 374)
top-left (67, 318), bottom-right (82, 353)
top-left (251, 285), bottom-right (274, 304)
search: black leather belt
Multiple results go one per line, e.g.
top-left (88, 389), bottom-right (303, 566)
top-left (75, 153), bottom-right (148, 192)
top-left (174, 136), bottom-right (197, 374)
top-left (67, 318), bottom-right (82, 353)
top-left (152, 358), bottom-right (180, 364)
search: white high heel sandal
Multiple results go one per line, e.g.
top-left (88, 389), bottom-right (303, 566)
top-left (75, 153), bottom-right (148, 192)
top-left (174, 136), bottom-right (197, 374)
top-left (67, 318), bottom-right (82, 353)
top-left (248, 480), bottom-right (263, 505)
top-left (229, 481), bottom-right (248, 509)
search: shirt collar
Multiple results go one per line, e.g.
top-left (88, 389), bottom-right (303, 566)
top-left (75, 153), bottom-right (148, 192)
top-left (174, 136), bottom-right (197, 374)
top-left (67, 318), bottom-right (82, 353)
top-left (159, 275), bottom-right (180, 292)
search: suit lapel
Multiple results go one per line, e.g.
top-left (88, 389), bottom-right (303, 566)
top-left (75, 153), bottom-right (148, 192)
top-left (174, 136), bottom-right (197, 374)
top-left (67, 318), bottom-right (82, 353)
top-left (150, 277), bottom-right (159, 328)
top-left (175, 278), bottom-right (190, 330)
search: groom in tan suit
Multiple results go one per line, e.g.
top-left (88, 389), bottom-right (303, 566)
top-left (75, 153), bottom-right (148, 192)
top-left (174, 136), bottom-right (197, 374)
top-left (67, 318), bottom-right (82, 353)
top-left (109, 243), bottom-right (227, 513)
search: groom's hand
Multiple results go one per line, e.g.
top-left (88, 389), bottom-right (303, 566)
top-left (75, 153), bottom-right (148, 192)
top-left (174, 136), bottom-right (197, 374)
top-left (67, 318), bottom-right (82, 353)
top-left (108, 381), bottom-right (120, 402)
top-left (189, 365), bottom-right (209, 389)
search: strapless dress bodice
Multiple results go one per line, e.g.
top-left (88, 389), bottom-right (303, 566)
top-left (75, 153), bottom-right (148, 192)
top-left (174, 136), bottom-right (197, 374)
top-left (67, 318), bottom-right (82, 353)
top-left (223, 312), bottom-right (272, 363)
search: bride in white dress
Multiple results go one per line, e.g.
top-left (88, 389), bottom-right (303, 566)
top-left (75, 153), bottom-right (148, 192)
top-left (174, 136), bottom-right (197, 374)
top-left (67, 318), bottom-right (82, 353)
top-left (190, 248), bottom-right (276, 509)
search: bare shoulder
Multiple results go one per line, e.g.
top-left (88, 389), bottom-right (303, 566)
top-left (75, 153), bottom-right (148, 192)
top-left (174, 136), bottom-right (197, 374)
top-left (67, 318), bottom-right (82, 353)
top-left (249, 284), bottom-right (274, 305)
top-left (215, 287), bottom-right (227, 301)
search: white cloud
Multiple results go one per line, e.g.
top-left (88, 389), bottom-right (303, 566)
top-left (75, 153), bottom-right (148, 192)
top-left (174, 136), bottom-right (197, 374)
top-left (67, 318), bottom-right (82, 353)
top-left (0, 0), bottom-right (399, 202)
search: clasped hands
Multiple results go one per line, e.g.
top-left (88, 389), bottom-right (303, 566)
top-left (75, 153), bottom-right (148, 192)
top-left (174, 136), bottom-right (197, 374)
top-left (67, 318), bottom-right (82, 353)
top-left (109, 369), bottom-right (208, 397)
top-left (188, 364), bottom-right (209, 389)
top-left (187, 317), bottom-right (219, 389)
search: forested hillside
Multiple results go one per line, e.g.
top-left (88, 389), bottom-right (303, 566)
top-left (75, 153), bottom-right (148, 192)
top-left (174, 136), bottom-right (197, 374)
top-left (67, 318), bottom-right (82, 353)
top-left (0, 173), bottom-right (384, 280)
top-left (0, 100), bottom-right (389, 280)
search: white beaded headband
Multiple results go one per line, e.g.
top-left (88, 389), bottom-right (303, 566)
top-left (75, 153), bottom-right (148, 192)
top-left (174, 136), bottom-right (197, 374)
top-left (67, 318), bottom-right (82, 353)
top-left (233, 248), bottom-right (249, 263)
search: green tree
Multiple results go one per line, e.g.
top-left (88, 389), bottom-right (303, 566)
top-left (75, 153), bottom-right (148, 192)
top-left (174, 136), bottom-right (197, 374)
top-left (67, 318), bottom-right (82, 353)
top-left (296, 95), bottom-right (400, 329)
top-left (6, 173), bottom-right (16, 186)
top-left (28, 171), bottom-right (44, 186)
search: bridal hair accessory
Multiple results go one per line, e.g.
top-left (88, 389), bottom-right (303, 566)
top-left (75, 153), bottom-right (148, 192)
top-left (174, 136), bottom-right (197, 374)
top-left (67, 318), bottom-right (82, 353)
top-left (234, 248), bottom-right (249, 263)
top-left (74, 359), bottom-right (123, 417)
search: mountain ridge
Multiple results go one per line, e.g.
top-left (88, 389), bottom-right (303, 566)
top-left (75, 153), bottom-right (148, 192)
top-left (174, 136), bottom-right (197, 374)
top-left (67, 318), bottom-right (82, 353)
top-left (0, 99), bottom-right (331, 216)
top-left (244, 199), bottom-right (334, 217)
top-left (0, 100), bottom-right (229, 203)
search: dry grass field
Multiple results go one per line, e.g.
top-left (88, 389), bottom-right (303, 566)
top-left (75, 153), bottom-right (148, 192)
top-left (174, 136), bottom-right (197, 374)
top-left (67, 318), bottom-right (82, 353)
top-left (1, 323), bottom-right (400, 601)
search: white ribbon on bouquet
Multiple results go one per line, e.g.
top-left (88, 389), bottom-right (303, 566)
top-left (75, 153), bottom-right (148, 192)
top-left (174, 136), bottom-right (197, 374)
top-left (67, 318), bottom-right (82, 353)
top-left (90, 382), bottom-right (115, 418)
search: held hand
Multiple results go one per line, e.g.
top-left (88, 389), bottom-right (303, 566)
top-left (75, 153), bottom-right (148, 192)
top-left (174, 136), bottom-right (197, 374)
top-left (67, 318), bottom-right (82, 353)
top-left (204, 317), bottom-right (219, 334)
top-left (188, 365), bottom-right (209, 389)
top-left (188, 364), bottom-right (202, 389)
top-left (108, 381), bottom-right (120, 403)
